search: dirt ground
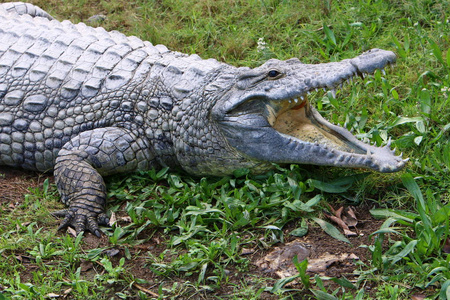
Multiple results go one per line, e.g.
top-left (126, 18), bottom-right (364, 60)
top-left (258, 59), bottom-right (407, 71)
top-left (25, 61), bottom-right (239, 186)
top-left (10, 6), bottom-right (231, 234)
top-left (0, 166), bottom-right (384, 298)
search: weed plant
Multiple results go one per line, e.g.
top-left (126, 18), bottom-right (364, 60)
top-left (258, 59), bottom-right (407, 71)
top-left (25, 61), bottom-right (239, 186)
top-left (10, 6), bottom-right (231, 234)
top-left (0, 0), bottom-right (449, 299)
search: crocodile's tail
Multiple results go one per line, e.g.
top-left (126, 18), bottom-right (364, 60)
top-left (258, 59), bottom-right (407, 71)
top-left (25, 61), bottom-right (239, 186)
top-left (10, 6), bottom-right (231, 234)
top-left (0, 2), bottom-right (54, 20)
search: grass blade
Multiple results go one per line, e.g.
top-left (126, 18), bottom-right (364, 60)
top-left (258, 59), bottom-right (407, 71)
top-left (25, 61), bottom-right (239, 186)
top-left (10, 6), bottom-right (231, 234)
top-left (312, 217), bottom-right (350, 244)
top-left (401, 173), bottom-right (432, 229)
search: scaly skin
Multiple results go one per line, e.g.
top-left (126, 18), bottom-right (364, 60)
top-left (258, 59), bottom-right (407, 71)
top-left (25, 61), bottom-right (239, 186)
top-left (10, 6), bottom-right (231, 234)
top-left (0, 2), bottom-right (407, 236)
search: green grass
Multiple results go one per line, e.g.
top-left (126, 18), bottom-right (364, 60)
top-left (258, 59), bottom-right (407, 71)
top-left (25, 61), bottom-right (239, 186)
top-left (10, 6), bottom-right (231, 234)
top-left (1, 0), bottom-right (450, 299)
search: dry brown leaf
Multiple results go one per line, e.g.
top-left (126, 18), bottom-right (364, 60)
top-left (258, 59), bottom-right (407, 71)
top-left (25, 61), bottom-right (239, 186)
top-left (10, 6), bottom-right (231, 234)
top-left (45, 293), bottom-right (61, 298)
top-left (343, 229), bottom-right (358, 237)
top-left (240, 247), bottom-right (255, 255)
top-left (80, 260), bottom-right (94, 272)
top-left (324, 211), bottom-right (357, 237)
top-left (443, 237), bottom-right (450, 254)
top-left (120, 216), bottom-right (132, 223)
top-left (307, 252), bottom-right (359, 274)
top-left (342, 207), bottom-right (358, 227)
top-left (108, 211), bottom-right (117, 226)
top-left (67, 227), bottom-right (77, 237)
top-left (105, 248), bottom-right (120, 257)
top-left (334, 206), bottom-right (344, 218)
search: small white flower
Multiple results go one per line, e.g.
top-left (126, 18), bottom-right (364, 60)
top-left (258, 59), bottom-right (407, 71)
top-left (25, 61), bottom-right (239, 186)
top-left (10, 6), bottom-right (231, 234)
top-left (257, 37), bottom-right (267, 52)
top-left (441, 86), bottom-right (449, 97)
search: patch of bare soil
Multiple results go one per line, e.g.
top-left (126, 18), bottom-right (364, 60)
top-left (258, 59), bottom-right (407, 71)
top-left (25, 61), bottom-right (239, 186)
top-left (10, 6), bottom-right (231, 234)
top-left (1, 167), bottom-right (383, 298)
top-left (0, 166), bottom-right (52, 206)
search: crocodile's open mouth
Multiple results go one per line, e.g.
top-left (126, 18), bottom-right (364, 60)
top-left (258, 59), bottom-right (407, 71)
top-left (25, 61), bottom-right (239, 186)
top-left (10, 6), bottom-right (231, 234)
top-left (219, 87), bottom-right (407, 173)
top-left (266, 95), bottom-right (366, 155)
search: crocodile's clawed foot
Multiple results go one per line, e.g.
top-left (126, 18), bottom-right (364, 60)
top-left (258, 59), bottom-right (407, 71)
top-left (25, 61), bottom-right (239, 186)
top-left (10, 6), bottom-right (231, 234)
top-left (52, 208), bottom-right (109, 237)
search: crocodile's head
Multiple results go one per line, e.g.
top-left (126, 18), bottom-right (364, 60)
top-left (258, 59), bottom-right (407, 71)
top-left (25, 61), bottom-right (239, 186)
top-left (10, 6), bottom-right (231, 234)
top-left (211, 49), bottom-right (407, 173)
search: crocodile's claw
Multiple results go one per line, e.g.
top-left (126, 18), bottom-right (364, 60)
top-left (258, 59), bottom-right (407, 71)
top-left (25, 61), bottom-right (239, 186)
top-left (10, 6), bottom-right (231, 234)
top-left (52, 208), bottom-right (109, 237)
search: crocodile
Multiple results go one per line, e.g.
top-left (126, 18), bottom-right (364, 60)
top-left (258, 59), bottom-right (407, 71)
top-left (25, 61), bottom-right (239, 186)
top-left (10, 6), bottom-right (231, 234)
top-left (0, 2), bottom-right (407, 236)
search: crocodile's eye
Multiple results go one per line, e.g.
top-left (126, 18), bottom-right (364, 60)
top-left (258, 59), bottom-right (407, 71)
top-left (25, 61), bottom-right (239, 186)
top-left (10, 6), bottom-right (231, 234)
top-left (267, 70), bottom-right (281, 79)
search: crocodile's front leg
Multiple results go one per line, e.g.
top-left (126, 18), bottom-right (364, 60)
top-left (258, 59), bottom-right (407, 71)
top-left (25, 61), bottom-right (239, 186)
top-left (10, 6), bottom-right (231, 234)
top-left (53, 127), bottom-right (155, 236)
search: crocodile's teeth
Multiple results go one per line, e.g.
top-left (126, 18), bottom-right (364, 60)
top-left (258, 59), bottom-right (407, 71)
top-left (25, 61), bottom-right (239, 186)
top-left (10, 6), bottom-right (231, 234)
top-left (384, 137), bottom-right (392, 149)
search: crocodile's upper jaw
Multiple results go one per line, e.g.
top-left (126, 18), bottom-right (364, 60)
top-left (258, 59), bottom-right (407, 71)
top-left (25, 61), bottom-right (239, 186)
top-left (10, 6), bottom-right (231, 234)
top-left (214, 49), bottom-right (408, 173)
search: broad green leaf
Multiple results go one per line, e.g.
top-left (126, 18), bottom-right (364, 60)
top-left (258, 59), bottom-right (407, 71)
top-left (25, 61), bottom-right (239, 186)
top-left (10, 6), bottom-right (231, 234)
top-left (370, 208), bottom-right (416, 222)
top-left (433, 206), bottom-right (450, 223)
top-left (290, 219), bottom-right (308, 237)
top-left (304, 195), bottom-right (322, 208)
top-left (87, 248), bottom-right (107, 260)
top-left (198, 262), bottom-right (208, 283)
top-left (429, 38), bottom-right (444, 65)
top-left (178, 262), bottom-right (198, 272)
top-left (390, 240), bottom-right (418, 265)
top-left (355, 288), bottom-right (365, 300)
top-left (323, 25), bottom-right (336, 46)
top-left (391, 34), bottom-right (407, 58)
top-left (293, 257), bottom-right (310, 288)
top-left (414, 136), bottom-right (423, 146)
top-left (401, 173), bottom-right (432, 229)
top-left (308, 179), bottom-right (350, 193)
top-left (329, 173), bottom-right (370, 186)
top-left (415, 120), bottom-right (426, 134)
top-left (439, 279), bottom-right (450, 300)
top-left (169, 175), bottom-right (184, 188)
top-left (233, 168), bottom-right (249, 178)
top-left (310, 289), bottom-right (339, 300)
top-left (331, 276), bottom-right (357, 289)
top-left (419, 89), bottom-right (431, 114)
top-left (269, 275), bottom-right (298, 293)
top-left (370, 228), bottom-right (402, 236)
top-left (312, 217), bottom-right (350, 244)
top-left (156, 167), bottom-right (169, 179)
top-left (390, 116), bottom-right (423, 127)
top-left (391, 89), bottom-right (399, 100)
top-left (185, 208), bottom-right (224, 216)
top-left (261, 225), bottom-right (281, 230)
top-left (447, 48), bottom-right (450, 68)
top-left (308, 173), bottom-right (368, 193)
